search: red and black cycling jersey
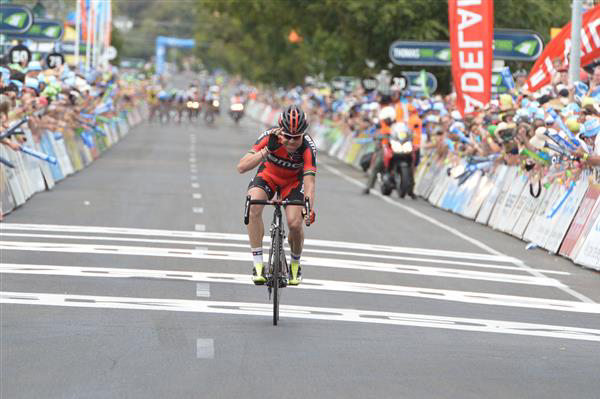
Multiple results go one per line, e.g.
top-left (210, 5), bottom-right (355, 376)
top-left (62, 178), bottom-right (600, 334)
top-left (249, 128), bottom-right (317, 179)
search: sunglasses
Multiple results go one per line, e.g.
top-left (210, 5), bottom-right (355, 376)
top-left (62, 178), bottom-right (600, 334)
top-left (282, 132), bottom-right (303, 141)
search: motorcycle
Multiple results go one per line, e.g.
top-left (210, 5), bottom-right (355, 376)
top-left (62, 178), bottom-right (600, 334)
top-left (380, 125), bottom-right (415, 198)
top-left (229, 102), bottom-right (244, 124)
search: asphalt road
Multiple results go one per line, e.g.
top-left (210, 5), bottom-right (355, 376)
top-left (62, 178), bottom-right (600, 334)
top-left (1, 90), bottom-right (600, 398)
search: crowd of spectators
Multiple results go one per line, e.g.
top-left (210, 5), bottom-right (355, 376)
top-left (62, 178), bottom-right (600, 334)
top-left (254, 62), bottom-right (600, 189)
top-left (0, 57), bottom-right (145, 157)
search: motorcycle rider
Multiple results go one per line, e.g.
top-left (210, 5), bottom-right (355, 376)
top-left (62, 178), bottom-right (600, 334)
top-left (362, 94), bottom-right (396, 194)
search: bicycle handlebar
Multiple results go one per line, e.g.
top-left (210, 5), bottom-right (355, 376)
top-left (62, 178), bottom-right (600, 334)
top-left (244, 196), bottom-right (311, 226)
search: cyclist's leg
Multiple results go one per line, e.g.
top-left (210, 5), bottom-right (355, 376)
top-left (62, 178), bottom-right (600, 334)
top-left (283, 179), bottom-right (305, 285)
top-left (247, 173), bottom-right (274, 284)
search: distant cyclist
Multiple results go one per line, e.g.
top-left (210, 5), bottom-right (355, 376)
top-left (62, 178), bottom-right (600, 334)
top-left (237, 105), bottom-right (316, 286)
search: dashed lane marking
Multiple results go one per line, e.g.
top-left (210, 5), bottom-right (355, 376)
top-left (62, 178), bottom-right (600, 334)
top-left (2, 291), bottom-right (599, 342)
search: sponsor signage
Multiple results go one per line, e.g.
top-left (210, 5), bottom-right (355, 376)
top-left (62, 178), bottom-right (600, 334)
top-left (389, 30), bottom-right (544, 66)
top-left (525, 4), bottom-right (600, 92)
top-left (361, 76), bottom-right (378, 92)
top-left (5, 19), bottom-right (64, 41)
top-left (0, 5), bottom-right (34, 34)
top-left (449, 0), bottom-right (494, 115)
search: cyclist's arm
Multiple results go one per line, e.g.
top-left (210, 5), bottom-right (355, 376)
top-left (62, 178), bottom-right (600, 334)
top-left (304, 174), bottom-right (315, 210)
top-left (303, 136), bottom-right (317, 208)
top-left (237, 132), bottom-right (270, 174)
top-left (237, 149), bottom-right (268, 174)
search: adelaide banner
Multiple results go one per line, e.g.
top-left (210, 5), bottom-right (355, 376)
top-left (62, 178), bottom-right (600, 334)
top-left (448, 0), bottom-right (494, 116)
top-left (525, 4), bottom-right (600, 92)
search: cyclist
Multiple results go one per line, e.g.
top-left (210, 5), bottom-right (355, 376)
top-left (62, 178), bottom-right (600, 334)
top-left (237, 105), bottom-right (316, 286)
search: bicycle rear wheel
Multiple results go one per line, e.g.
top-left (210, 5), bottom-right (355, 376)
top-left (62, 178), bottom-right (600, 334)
top-left (272, 230), bottom-right (282, 326)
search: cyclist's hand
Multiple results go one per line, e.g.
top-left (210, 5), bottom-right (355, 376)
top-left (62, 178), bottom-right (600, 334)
top-left (303, 209), bottom-right (315, 225)
top-left (267, 130), bottom-right (282, 152)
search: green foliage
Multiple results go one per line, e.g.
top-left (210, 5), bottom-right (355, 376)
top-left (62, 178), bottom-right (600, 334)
top-left (114, 0), bottom-right (574, 87)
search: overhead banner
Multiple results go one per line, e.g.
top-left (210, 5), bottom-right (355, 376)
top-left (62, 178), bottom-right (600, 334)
top-left (449, 0), bottom-right (494, 115)
top-left (4, 19), bottom-right (64, 42)
top-left (389, 30), bottom-right (543, 66)
top-left (525, 4), bottom-right (600, 92)
top-left (0, 5), bottom-right (34, 34)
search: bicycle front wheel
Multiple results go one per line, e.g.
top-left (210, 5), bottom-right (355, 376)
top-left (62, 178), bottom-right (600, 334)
top-left (272, 230), bottom-right (282, 326)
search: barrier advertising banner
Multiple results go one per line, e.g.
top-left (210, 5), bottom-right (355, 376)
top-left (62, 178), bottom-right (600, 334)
top-left (525, 4), bottom-right (600, 92)
top-left (448, 0), bottom-right (494, 116)
top-left (560, 183), bottom-right (600, 258)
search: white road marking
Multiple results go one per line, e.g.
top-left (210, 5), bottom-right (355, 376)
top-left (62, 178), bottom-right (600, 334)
top-left (0, 232), bottom-right (569, 275)
top-left (0, 263), bottom-right (594, 313)
top-left (0, 242), bottom-right (565, 286)
top-left (192, 207), bottom-right (204, 214)
top-left (196, 283), bottom-right (210, 298)
top-left (320, 161), bottom-right (596, 304)
top-left (0, 223), bottom-right (519, 262)
top-left (192, 193), bottom-right (202, 200)
top-left (2, 291), bottom-right (599, 342)
top-left (196, 339), bottom-right (214, 359)
top-left (191, 183), bottom-right (200, 189)
top-left (194, 224), bottom-right (206, 231)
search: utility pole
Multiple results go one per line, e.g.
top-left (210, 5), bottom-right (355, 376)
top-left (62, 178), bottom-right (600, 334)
top-left (568, 0), bottom-right (583, 85)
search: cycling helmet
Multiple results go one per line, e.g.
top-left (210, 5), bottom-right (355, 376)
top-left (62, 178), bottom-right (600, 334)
top-left (278, 105), bottom-right (308, 135)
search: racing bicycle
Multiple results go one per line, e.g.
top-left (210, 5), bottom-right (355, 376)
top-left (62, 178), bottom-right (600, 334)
top-left (243, 188), bottom-right (310, 326)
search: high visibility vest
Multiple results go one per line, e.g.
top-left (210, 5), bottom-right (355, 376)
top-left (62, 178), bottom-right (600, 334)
top-left (395, 102), bottom-right (409, 123)
top-left (409, 114), bottom-right (422, 148)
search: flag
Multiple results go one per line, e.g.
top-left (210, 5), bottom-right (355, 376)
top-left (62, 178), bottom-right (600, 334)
top-left (448, 0), bottom-right (494, 116)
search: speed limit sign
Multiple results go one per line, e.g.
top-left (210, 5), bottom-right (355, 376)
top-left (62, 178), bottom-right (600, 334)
top-left (9, 44), bottom-right (31, 66)
top-left (45, 52), bottom-right (64, 69)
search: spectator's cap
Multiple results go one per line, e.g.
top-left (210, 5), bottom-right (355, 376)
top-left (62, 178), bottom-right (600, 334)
top-left (499, 94), bottom-right (513, 110)
top-left (451, 110), bottom-right (462, 120)
top-left (420, 100), bottom-right (432, 112)
top-left (528, 127), bottom-right (548, 149)
top-left (555, 83), bottom-right (569, 97)
top-left (27, 61), bottom-right (42, 72)
top-left (10, 79), bottom-right (23, 93)
top-left (24, 77), bottom-right (39, 92)
top-left (544, 115), bottom-right (555, 125)
top-left (432, 102), bottom-right (445, 112)
top-left (0, 66), bottom-right (9, 83)
top-left (561, 102), bottom-right (580, 116)
top-left (487, 124), bottom-right (498, 137)
top-left (581, 96), bottom-right (596, 108)
top-left (521, 97), bottom-right (530, 108)
top-left (566, 117), bottom-right (580, 133)
top-left (582, 118), bottom-right (600, 137)
top-left (513, 69), bottom-right (528, 78)
top-left (424, 114), bottom-right (439, 124)
top-left (450, 121), bottom-right (465, 133)
top-left (534, 108), bottom-right (546, 121)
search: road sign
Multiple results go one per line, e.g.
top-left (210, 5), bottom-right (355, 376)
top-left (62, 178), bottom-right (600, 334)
top-left (8, 44), bottom-right (31, 66)
top-left (45, 52), bottom-right (65, 69)
top-left (0, 5), bottom-right (34, 34)
top-left (401, 71), bottom-right (437, 95)
top-left (4, 19), bottom-right (64, 41)
top-left (389, 30), bottom-right (545, 66)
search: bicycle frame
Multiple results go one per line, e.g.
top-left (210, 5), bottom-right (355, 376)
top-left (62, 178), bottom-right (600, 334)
top-left (243, 189), bottom-right (310, 325)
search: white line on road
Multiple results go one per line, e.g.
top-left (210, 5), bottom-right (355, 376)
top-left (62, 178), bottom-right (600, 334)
top-left (190, 176), bottom-right (198, 181)
top-left (2, 291), bottom-right (599, 342)
top-left (196, 338), bottom-right (214, 359)
top-left (192, 193), bottom-right (202, 200)
top-left (0, 263), bottom-right (594, 313)
top-left (0, 243), bottom-right (565, 286)
top-left (191, 183), bottom-right (200, 189)
top-left (196, 283), bottom-right (210, 298)
top-left (192, 207), bottom-right (203, 214)
top-left (0, 232), bottom-right (569, 275)
top-left (194, 224), bottom-right (206, 231)
top-left (0, 223), bottom-right (518, 263)
top-left (320, 161), bottom-right (596, 304)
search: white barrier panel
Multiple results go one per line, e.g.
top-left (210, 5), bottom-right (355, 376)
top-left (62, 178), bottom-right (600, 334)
top-left (543, 178), bottom-right (590, 253)
top-left (463, 173), bottom-right (493, 219)
top-left (51, 133), bottom-right (75, 177)
top-left (488, 167), bottom-right (518, 229)
top-left (496, 171), bottom-right (528, 233)
top-left (476, 165), bottom-right (508, 225)
top-left (523, 183), bottom-right (561, 245)
top-left (573, 204), bottom-right (600, 269)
